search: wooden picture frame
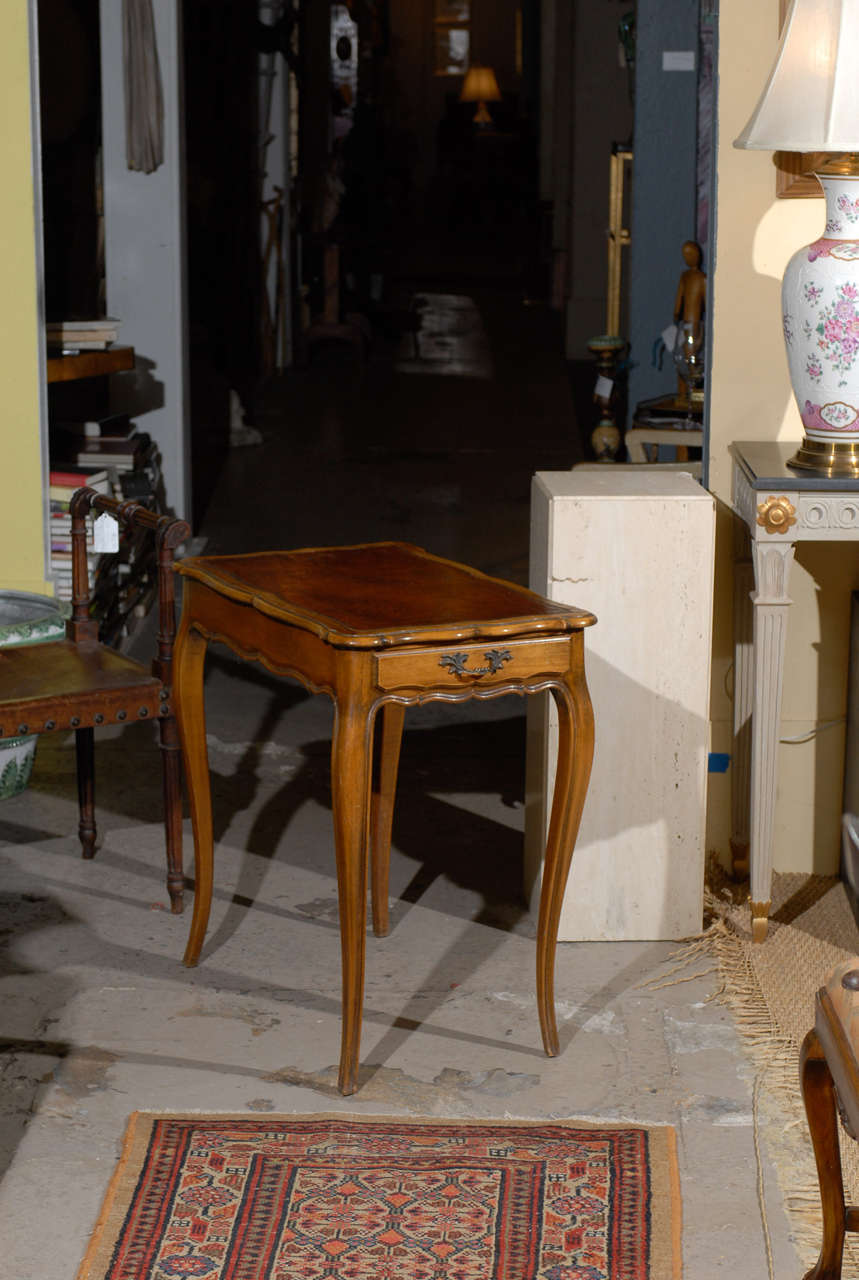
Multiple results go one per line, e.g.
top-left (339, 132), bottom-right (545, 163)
top-left (776, 0), bottom-right (823, 197)
top-left (433, 0), bottom-right (469, 23)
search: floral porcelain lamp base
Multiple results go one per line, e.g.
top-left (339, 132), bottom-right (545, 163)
top-left (784, 157), bottom-right (859, 478)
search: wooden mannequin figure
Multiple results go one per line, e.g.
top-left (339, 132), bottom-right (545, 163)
top-left (675, 239), bottom-right (706, 330)
top-left (674, 240), bottom-right (706, 404)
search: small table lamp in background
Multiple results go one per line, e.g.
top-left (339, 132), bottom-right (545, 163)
top-left (460, 64), bottom-right (501, 126)
top-left (734, 0), bottom-right (859, 477)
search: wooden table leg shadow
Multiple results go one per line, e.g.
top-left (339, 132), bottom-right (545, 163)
top-left (801, 960), bottom-right (859, 1279)
top-left (173, 542), bottom-right (596, 1095)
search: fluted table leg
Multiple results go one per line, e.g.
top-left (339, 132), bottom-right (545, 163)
top-left (749, 540), bottom-right (795, 942)
top-left (731, 525), bottom-right (754, 878)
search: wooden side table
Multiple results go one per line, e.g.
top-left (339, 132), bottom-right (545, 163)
top-left (801, 959), bottom-right (859, 1279)
top-left (731, 442), bottom-right (859, 941)
top-left (173, 542), bottom-right (596, 1095)
top-left (628, 394), bottom-right (703, 469)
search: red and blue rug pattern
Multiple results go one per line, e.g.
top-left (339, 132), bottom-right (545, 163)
top-left (77, 1115), bottom-right (681, 1280)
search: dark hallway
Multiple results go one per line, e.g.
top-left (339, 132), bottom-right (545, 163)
top-left (201, 274), bottom-right (585, 579)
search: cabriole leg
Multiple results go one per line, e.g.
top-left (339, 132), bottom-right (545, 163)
top-left (536, 666), bottom-right (595, 1057)
top-left (173, 618), bottom-right (213, 966)
top-left (800, 1028), bottom-right (846, 1280)
top-left (370, 701), bottom-right (405, 938)
top-left (330, 676), bottom-right (375, 1096)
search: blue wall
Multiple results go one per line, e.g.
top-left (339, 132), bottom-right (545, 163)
top-left (627, 0), bottom-right (701, 419)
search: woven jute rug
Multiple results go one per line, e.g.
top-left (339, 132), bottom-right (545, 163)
top-left (672, 864), bottom-right (859, 1276)
top-left (76, 1113), bottom-right (681, 1280)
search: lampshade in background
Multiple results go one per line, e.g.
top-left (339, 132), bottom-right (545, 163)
top-left (735, 0), bottom-right (859, 475)
top-left (460, 64), bottom-right (501, 126)
top-left (735, 0), bottom-right (859, 152)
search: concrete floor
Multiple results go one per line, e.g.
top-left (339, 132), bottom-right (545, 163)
top-left (0, 289), bottom-right (802, 1277)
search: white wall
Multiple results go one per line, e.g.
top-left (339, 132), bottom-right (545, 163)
top-left (99, 0), bottom-right (191, 521)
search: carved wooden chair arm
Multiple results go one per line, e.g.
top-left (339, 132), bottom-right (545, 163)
top-left (68, 487), bottom-right (191, 676)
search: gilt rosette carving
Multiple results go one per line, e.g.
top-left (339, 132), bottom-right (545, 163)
top-left (756, 495), bottom-right (797, 535)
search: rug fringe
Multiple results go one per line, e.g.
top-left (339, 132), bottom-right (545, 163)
top-left (655, 890), bottom-right (859, 1276)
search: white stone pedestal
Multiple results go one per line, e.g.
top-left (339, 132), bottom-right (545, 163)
top-left (526, 469), bottom-right (715, 940)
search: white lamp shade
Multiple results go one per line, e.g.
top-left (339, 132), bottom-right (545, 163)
top-left (734, 0), bottom-right (859, 152)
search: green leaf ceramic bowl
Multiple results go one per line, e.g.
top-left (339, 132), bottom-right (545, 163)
top-left (0, 593), bottom-right (68, 798)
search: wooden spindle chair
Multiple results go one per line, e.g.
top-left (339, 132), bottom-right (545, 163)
top-left (0, 487), bottom-right (190, 910)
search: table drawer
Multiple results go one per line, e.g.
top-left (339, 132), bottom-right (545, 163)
top-left (375, 636), bottom-right (572, 692)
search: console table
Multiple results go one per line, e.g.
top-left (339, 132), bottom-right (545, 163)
top-left (731, 442), bottom-right (859, 940)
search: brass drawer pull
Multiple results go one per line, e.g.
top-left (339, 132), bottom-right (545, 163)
top-left (439, 648), bottom-right (512, 679)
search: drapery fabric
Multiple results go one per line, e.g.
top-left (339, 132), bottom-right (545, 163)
top-left (123, 0), bottom-right (164, 173)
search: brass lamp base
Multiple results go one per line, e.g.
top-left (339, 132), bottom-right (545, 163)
top-left (788, 437), bottom-right (859, 478)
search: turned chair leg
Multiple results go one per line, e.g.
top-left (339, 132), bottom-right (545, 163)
top-left (75, 727), bottom-right (97, 859)
top-left (801, 1028), bottom-right (847, 1280)
top-left (159, 715), bottom-right (185, 914)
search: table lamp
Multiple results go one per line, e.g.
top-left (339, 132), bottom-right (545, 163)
top-left (734, 0), bottom-right (859, 477)
top-left (460, 64), bottom-right (501, 126)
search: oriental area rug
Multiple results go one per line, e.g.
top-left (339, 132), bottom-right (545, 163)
top-left (76, 1114), bottom-right (681, 1280)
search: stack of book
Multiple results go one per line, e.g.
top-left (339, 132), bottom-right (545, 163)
top-left (55, 411), bottom-right (130, 440)
top-left (49, 413), bottom-right (159, 500)
top-left (46, 318), bottom-right (120, 352)
top-left (51, 422), bottom-right (152, 478)
top-left (48, 468), bottom-right (113, 602)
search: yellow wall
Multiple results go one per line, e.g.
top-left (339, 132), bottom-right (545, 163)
top-left (707, 0), bottom-right (859, 873)
top-left (0, 4), bottom-right (50, 595)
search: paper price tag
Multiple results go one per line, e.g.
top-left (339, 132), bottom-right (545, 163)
top-left (662, 50), bottom-right (695, 72)
top-left (92, 512), bottom-right (119, 553)
top-left (594, 375), bottom-right (613, 400)
top-left (662, 323), bottom-right (678, 352)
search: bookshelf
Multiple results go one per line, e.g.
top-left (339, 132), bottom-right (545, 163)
top-left (46, 344), bottom-right (135, 384)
